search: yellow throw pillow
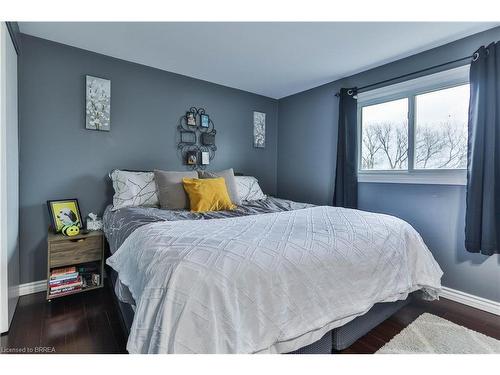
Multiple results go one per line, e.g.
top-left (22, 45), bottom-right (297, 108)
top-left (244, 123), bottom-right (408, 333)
top-left (182, 177), bottom-right (236, 213)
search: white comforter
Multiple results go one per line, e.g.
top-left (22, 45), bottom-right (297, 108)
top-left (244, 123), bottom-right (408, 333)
top-left (107, 206), bottom-right (443, 353)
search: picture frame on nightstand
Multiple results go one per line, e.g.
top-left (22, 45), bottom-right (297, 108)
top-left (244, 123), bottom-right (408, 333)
top-left (47, 198), bottom-right (83, 233)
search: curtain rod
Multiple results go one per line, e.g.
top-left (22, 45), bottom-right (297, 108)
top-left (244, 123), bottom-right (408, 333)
top-left (335, 54), bottom-right (474, 97)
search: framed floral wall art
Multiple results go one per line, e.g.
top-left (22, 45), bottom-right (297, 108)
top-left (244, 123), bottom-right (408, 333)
top-left (86, 75), bottom-right (111, 131)
top-left (253, 111), bottom-right (266, 148)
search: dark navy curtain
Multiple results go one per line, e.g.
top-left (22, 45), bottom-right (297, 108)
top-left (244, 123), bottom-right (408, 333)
top-left (333, 88), bottom-right (358, 208)
top-left (465, 42), bottom-right (500, 255)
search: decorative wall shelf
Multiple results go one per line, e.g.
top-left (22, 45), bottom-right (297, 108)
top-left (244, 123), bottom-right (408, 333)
top-left (177, 107), bottom-right (217, 170)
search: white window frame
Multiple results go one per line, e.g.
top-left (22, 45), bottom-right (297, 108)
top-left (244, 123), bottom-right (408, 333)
top-left (357, 65), bottom-right (469, 185)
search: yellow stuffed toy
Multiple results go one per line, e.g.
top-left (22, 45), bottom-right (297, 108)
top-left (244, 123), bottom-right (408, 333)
top-left (61, 224), bottom-right (80, 236)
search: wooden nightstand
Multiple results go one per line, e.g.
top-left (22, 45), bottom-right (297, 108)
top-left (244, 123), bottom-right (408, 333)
top-left (46, 229), bottom-right (105, 300)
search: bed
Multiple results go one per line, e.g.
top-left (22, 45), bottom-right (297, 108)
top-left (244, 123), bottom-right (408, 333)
top-left (104, 196), bottom-right (443, 354)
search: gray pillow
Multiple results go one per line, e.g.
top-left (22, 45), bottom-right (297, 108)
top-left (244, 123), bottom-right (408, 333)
top-left (198, 168), bottom-right (241, 205)
top-left (154, 170), bottom-right (198, 209)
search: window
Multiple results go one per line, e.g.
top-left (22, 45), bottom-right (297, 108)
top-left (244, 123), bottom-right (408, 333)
top-left (361, 98), bottom-right (408, 170)
top-left (414, 85), bottom-right (468, 169)
top-left (358, 65), bottom-right (469, 185)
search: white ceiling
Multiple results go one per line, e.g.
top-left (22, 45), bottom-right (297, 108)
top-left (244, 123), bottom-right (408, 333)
top-left (18, 22), bottom-right (498, 99)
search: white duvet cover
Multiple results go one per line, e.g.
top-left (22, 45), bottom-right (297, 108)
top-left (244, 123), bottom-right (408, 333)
top-left (107, 206), bottom-right (442, 353)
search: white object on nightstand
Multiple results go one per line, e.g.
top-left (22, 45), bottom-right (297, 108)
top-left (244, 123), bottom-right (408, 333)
top-left (86, 212), bottom-right (103, 231)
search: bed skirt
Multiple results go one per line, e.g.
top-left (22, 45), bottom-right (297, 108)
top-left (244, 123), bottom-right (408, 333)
top-left (109, 269), bottom-right (134, 336)
top-left (332, 297), bottom-right (412, 350)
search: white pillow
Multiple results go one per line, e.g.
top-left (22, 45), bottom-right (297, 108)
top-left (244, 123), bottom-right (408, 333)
top-left (110, 170), bottom-right (159, 210)
top-left (235, 176), bottom-right (267, 201)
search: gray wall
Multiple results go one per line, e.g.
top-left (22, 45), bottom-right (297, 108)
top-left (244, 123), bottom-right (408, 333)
top-left (277, 27), bottom-right (500, 302)
top-left (19, 35), bottom-right (278, 284)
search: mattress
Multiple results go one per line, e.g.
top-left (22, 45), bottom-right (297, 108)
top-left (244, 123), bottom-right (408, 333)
top-left (106, 203), bottom-right (442, 353)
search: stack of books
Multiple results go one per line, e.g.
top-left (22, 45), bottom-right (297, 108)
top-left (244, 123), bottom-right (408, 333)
top-left (49, 266), bottom-right (82, 297)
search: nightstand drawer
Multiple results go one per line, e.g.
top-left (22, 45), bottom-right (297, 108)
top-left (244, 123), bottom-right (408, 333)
top-left (49, 236), bottom-right (102, 267)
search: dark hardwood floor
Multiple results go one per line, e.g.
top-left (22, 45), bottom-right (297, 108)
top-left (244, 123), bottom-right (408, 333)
top-left (0, 282), bottom-right (127, 354)
top-left (1, 282), bottom-right (498, 354)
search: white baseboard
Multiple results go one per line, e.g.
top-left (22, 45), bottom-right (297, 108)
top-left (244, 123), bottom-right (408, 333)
top-left (18, 279), bottom-right (46, 296)
top-left (440, 287), bottom-right (500, 316)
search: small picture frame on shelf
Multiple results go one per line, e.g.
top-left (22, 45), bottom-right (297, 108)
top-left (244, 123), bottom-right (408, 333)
top-left (47, 199), bottom-right (83, 233)
top-left (201, 151), bottom-right (210, 165)
top-left (186, 112), bottom-right (196, 126)
top-left (180, 130), bottom-right (196, 144)
top-left (201, 133), bottom-right (215, 145)
top-left (200, 114), bottom-right (210, 128)
top-left (186, 151), bottom-right (198, 165)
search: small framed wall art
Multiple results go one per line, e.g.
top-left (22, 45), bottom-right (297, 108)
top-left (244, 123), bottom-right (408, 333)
top-left (200, 114), bottom-right (210, 128)
top-left (201, 151), bottom-right (210, 165)
top-left (253, 111), bottom-right (266, 148)
top-left (86, 75), bottom-right (111, 131)
top-left (186, 112), bottom-right (196, 126)
top-left (201, 133), bottom-right (215, 146)
top-left (180, 130), bottom-right (196, 144)
top-left (186, 151), bottom-right (198, 165)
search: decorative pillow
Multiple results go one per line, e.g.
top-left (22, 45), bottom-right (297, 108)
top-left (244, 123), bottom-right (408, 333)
top-left (154, 170), bottom-right (198, 210)
top-left (235, 176), bottom-right (267, 201)
top-left (182, 177), bottom-right (236, 213)
top-left (110, 170), bottom-right (159, 211)
top-left (198, 168), bottom-right (241, 205)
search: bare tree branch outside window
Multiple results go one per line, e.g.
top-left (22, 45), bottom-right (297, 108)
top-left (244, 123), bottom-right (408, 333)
top-left (414, 121), bottom-right (467, 169)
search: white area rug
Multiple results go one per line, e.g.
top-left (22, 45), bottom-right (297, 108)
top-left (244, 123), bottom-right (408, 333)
top-left (376, 313), bottom-right (500, 354)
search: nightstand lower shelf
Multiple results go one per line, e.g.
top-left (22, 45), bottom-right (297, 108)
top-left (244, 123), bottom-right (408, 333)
top-left (47, 284), bottom-right (103, 300)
